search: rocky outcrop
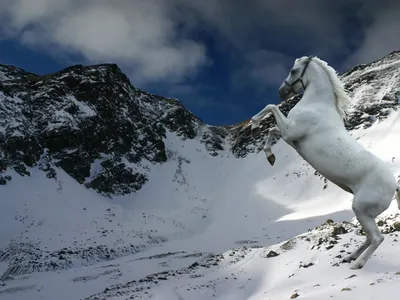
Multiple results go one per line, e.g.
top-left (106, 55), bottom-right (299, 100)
top-left (1, 50), bottom-right (400, 196)
top-left (0, 63), bottom-right (227, 197)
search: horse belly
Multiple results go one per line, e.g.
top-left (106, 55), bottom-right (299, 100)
top-left (294, 136), bottom-right (368, 189)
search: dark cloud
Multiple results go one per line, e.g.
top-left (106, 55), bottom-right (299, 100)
top-left (170, 0), bottom-right (400, 89)
top-left (343, 0), bottom-right (400, 68)
top-left (0, 0), bottom-right (210, 86)
top-left (231, 50), bottom-right (294, 94)
top-left (0, 0), bottom-right (399, 92)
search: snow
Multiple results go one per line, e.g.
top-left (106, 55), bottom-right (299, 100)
top-left (1, 55), bottom-right (400, 299)
top-left (1, 102), bottom-right (400, 300)
top-left (67, 95), bottom-right (97, 117)
top-left (42, 95), bottom-right (97, 132)
top-left (0, 70), bottom-right (15, 82)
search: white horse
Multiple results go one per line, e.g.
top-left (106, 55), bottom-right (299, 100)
top-left (251, 56), bottom-right (400, 269)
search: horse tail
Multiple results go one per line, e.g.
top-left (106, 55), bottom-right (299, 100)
top-left (396, 185), bottom-right (400, 210)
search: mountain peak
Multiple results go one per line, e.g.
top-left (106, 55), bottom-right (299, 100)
top-left (57, 63), bottom-right (124, 78)
top-left (341, 49), bottom-right (400, 78)
top-left (0, 61), bottom-right (227, 197)
top-left (0, 63), bottom-right (36, 82)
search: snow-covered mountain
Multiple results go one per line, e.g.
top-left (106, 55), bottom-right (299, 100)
top-left (1, 51), bottom-right (400, 300)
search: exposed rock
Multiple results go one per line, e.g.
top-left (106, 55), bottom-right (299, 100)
top-left (0, 63), bottom-right (227, 196)
top-left (377, 220), bottom-right (385, 227)
top-left (280, 238), bottom-right (296, 251)
top-left (266, 250), bottom-right (280, 258)
top-left (332, 226), bottom-right (348, 236)
top-left (1, 50), bottom-right (400, 197)
top-left (393, 222), bottom-right (400, 231)
top-left (290, 292), bottom-right (300, 298)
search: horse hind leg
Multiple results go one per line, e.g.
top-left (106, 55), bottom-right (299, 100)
top-left (350, 214), bottom-right (384, 270)
top-left (342, 237), bottom-right (371, 263)
top-left (348, 187), bottom-right (393, 270)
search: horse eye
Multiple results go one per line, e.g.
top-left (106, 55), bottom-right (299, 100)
top-left (290, 69), bottom-right (296, 75)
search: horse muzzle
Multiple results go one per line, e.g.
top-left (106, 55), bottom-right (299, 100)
top-left (278, 82), bottom-right (293, 100)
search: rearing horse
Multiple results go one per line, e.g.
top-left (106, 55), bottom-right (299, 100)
top-left (251, 56), bottom-right (400, 269)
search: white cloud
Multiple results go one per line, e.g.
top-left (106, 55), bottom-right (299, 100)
top-left (169, 0), bottom-right (361, 91)
top-left (344, 2), bottom-right (400, 68)
top-left (1, 0), bottom-right (400, 91)
top-left (0, 0), bottom-right (210, 85)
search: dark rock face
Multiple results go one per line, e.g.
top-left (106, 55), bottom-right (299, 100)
top-left (0, 63), bottom-right (227, 197)
top-left (1, 50), bottom-right (400, 196)
top-left (201, 126), bottom-right (228, 156)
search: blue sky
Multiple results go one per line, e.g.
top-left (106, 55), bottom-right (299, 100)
top-left (1, 0), bottom-right (400, 126)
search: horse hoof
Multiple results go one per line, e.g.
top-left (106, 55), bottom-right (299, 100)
top-left (350, 261), bottom-right (364, 270)
top-left (267, 154), bottom-right (276, 165)
top-left (342, 256), bottom-right (354, 263)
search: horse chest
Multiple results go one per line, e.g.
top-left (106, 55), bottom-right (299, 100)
top-left (287, 109), bottom-right (321, 131)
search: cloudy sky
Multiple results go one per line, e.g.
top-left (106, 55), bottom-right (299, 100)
top-left (1, 0), bottom-right (400, 125)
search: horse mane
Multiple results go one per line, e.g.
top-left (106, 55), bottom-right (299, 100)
top-left (308, 56), bottom-right (351, 121)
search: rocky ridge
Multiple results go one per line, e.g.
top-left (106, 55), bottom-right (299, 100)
top-left (0, 51), bottom-right (400, 196)
top-left (0, 63), bottom-right (227, 197)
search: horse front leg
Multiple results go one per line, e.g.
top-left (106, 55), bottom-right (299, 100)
top-left (263, 127), bottom-right (280, 165)
top-left (263, 126), bottom-right (296, 165)
top-left (251, 104), bottom-right (301, 142)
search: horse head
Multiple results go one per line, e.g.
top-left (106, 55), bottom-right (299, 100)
top-left (278, 55), bottom-right (350, 121)
top-left (278, 56), bottom-right (314, 100)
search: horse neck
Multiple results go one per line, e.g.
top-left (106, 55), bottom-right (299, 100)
top-left (301, 63), bottom-right (338, 112)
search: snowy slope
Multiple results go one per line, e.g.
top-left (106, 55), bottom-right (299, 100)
top-left (1, 104), bottom-right (400, 300)
top-left (1, 52), bottom-right (400, 300)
